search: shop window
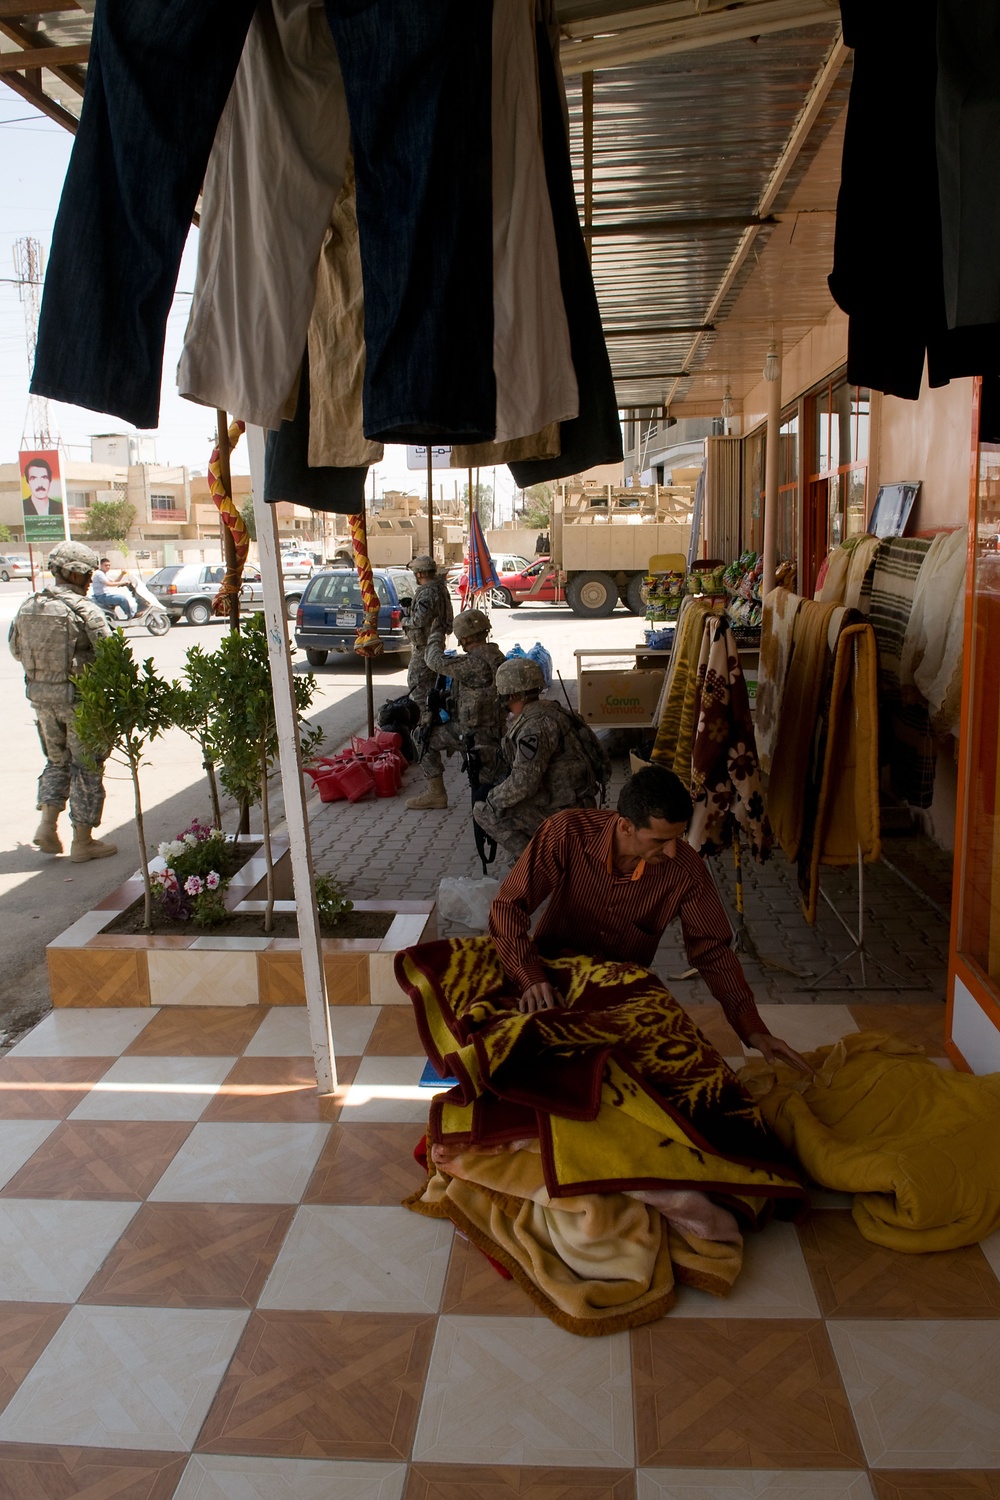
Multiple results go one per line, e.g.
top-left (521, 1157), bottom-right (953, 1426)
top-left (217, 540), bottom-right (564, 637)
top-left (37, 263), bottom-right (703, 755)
top-left (803, 375), bottom-right (870, 592)
top-left (741, 411), bottom-right (798, 563)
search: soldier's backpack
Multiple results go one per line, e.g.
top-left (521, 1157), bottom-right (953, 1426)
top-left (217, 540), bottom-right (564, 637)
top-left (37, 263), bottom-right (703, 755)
top-left (552, 701), bottom-right (613, 806)
top-left (10, 589), bottom-right (88, 706)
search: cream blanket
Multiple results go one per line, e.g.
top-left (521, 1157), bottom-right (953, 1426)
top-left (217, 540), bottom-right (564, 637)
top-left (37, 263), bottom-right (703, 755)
top-left (900, 527), bottom-right (967, 736)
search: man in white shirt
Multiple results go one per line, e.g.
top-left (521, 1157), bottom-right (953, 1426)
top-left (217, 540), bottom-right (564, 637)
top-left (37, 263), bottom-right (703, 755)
top-left (91, 557), bottom-right (135, 619)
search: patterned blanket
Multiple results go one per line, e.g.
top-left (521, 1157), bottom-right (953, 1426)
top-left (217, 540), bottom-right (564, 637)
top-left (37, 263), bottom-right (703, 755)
top-left (652, 596), bottom-right (724, 775)
top-left (756, 587), bottom-right (802, 776)
top-left (688, 616), bottom-right (772, 863)
top-left (397, 938), bottom-right (806, 1333)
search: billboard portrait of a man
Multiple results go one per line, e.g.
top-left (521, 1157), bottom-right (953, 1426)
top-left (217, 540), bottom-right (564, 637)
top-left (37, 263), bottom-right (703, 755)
top-left (20, 450), bottom-right (66, 542)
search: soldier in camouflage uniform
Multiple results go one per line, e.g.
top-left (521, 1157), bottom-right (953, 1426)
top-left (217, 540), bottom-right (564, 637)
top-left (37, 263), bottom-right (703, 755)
top-left (405, 608), bottom-right (505, 810)
top-left (8, 540), bottom-right (118, 862)
top-left (473, 658), bottom-right (600, 863)
top-left (404, 554), bottom-right (454, 712)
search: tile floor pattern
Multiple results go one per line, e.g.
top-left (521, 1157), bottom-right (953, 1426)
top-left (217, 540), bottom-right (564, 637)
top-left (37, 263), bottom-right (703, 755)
top-left (0, 1001), bottom-right (997, 1498)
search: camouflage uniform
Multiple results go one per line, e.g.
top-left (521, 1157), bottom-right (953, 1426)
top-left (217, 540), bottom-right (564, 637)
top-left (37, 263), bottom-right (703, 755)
top-left (404, 576), bottom-right (454, 704)
top-left (473, 698), bottom-right (599, 861)
top-left (420, 627), bottom-right (505, 781)
top-left (8, 583), bottom-right (112, 826)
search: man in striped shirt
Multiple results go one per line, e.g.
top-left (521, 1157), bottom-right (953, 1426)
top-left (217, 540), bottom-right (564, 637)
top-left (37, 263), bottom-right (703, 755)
top-left (489, 764), bottom-right (810, 1073)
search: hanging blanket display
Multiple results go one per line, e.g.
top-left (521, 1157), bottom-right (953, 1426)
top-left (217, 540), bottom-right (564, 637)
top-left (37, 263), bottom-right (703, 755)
top-left (397, 937), bottom-right (806, 1335)
top-left (815, 533), bottom-right (881, 611)
top-left (899, 526), bottom-right (967, 737)
top-left (759, 591), bottom-right (881, 924)
top-left (650, 596), bottom-right (725, 774)
top-left (755, 586), bottom-right (803, 776)
top-left (862, 537), bottom-right (935, 807)
top-left (743, 1032), bottom-right (1000, 1252)
top-left (687, 616), bottom-right (772, 863)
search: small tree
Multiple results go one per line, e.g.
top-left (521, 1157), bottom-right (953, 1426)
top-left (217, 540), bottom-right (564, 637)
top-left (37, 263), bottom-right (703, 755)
top-left (0, 523), bottom-right (12, 544)
top-left (74, 635), bottom-right (178, 930)
top-left (238, 498), bottom-right (257, 542)
top-left (174, 643), bottom-right (224, 829)
top-left (518, 483), bottom-right (552, 530)
top-left (461, 480), bottom-right (494, 529)
top-left (212, 614), bottom-right (322, 932)
top-left (82, 499), bottom-right (137, 548)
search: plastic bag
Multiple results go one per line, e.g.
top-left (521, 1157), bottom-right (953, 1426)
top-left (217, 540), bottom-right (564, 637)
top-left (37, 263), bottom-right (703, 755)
top-left (437, 876), bottom-right (501, 936)
top-left (505, 641), bottom-right (553, 688)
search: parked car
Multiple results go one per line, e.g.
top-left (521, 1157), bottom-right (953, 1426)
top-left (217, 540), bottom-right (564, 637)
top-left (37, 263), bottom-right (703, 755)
top-left (503, 556), bottom-right (559, 607)
top-left (446, 552), bottom-right (534, 607)
top-left (0, 554), bottom-right (32, 582)
top-left (294, 567), bottom-right (416, 665)
top-left (147, 563), bottom-right (305, 623)
top-left (281, 551), bottom-right (314, 579)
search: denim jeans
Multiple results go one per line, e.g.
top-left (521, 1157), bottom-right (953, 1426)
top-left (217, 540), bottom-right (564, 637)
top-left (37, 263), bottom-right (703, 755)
top-left (509, 23), bottom-right (623, 486)
top-left (322, 0), bottom-right (496, 444)
top-left (264, 355), bottom-right (368, 513)
top-left (92, 589), bottom-right (135, 619)
top-left (31, 0), bottom-right (256, 429)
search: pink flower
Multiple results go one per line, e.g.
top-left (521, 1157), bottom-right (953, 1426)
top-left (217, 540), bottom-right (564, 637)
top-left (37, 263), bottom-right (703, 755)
top-left (206, 871), bottom-right (220, 890)
top-left (184, 875), bottom-right (203, 896)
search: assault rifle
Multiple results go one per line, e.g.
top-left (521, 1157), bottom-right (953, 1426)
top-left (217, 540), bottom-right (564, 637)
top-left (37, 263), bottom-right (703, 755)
top-left (461, 732), bottom-right (499, 875)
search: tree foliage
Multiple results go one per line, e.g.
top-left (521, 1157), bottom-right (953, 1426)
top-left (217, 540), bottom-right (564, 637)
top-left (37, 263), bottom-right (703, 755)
top-left (82, 498), bottom-right (137, 546)
top-left (0, 523), bottom-right (12, 543)
top-left (73, 634), bottom-right (178, 929)
top-left (173, 643), bottom-right (225, 829)
top-left (238, 499), bottom-right (257, 542)
top-left (460, 480), bottom-right (494, 529)
top-left (517, 483), bottom-right (552, 530)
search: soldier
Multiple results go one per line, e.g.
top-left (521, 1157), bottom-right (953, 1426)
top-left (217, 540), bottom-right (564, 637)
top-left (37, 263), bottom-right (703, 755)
top-left (405, 608), bottom-right (505, 811)
top-left (404, 554), bottom-right (454, 715)
top-left (473, 658), bottom-right (603, 864)
top-left (8, 540), bottom-right (118, 862)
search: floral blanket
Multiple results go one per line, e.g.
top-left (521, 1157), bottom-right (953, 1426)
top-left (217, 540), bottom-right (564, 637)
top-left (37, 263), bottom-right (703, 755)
top-left (396, 938), bottom-right (806, 1334)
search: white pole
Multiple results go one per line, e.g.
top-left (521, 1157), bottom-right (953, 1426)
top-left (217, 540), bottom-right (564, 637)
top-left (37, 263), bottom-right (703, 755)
top-left (247, 424), bottom-right (336, 1094)
top-left (762, 353), bottom-right (782, 595)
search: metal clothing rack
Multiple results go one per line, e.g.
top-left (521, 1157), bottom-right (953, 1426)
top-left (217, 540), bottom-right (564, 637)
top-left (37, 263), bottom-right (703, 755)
top-left (799, 845), bottom-right (919, 991)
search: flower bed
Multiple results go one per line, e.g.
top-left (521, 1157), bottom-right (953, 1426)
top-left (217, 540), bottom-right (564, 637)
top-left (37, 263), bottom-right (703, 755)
top-left (46, 836), bottom-right (435, 1008)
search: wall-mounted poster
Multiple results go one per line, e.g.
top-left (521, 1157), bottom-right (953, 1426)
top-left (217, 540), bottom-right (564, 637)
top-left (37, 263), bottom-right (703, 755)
top-left (868, 481), bottom-right (920, 539)
top-left (19, 449), bottom-right (68, 543)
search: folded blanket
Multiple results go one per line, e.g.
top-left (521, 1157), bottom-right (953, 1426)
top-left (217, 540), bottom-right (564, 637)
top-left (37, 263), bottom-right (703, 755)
top-left (743, 1031), bottom-right (1000, 1251)
top-left (688, 617), bottom-right (772, 863)
top-left (756, 587), bottom-right (803, 777)
top-left (795, 620), bottom-right (881, 923)
top-left (397, 938), bottom-right (806, 1334)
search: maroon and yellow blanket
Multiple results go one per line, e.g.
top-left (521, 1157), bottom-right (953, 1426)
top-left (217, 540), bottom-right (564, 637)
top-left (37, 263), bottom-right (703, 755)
top-left (396, 938), bottom-right (806, 1333)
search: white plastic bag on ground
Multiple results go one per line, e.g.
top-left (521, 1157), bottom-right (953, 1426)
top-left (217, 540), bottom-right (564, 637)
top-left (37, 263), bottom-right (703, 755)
top-left (437, 876), bottom-right (501, 936)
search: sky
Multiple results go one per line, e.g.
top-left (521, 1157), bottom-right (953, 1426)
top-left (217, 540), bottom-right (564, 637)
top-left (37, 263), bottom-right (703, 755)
top-left (0, 96), bottom-right (520, 522)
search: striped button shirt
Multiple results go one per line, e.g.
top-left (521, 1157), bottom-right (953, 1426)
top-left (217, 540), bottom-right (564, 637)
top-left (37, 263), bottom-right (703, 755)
top-left (488, 807), bottom-right (767, 1043)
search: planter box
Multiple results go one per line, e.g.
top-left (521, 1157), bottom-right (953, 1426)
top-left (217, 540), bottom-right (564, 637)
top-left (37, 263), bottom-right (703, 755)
top-left (46, 837), bottom-right (435, 1009)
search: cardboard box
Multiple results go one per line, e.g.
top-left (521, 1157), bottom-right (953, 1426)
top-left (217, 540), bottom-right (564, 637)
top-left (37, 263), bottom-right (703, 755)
top-left (578, 669), bottom-right (665, 727)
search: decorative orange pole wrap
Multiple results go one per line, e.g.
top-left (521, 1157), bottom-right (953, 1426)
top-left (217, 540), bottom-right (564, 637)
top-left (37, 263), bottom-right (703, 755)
top-left (209, 417), bottom-right (249, 616)
top-left (349, 508), bottom-right (383, 657)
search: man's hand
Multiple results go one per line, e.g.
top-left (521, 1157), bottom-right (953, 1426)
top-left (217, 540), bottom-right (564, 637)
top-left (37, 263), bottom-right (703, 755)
top-left (518, 981), bottom-right (564, 1014)
top-left (745, 1031), bottom-right (814, 1077)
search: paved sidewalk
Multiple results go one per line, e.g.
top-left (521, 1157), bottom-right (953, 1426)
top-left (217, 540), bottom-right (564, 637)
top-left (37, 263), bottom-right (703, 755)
top-left (306, 746), bottom-right (952, 1013)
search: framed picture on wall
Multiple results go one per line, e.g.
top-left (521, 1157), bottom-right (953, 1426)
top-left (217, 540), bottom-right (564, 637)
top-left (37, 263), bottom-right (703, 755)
top-left (868, 481), bottom-right (920, 539)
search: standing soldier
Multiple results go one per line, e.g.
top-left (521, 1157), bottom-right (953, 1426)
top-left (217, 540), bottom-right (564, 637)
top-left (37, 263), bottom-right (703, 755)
top-left (406, 608), bottom-right (504, 811)
top-left (473, 658), bottom-right (606, 864)
top-left (8, 540), bottom-right (118, 862)
top-left (404, 554), bottom-right (453, 718)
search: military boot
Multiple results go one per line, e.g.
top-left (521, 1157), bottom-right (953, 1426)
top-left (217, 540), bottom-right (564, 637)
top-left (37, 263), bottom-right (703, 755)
top-left (70, 827), bottom-right (118, 862)
top-left (33, 804), bottom-right (63, 855)
top-left (405, 776), bottom-right (448, 810)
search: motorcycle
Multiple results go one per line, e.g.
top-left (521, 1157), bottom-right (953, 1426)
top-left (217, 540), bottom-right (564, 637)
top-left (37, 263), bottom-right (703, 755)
top-left (94, 572), bottom-right (171, 636)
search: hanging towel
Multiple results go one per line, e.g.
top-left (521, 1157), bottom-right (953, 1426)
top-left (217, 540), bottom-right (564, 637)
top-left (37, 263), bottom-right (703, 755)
top-left (688, 617), bottom-right (772, 863)
top-left (900, 527), bottom-right (967, 736)
top-left (756, 587), bottom-right (803, 776)
top-left (796, 619), bottom-right (881, 924)
top-left (766, 599), bottom-right (843, 861)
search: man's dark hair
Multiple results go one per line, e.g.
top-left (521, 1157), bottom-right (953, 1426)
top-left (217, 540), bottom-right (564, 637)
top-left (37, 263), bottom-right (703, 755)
top-left (618, 765), bottom-right (693, 828)
top-left (24, 457), bottom-right (52, 480)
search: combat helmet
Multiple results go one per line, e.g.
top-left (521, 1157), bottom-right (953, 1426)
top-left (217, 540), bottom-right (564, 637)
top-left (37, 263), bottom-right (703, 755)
top-left (453, 608), bottom-right (491, 643)
top-left (408, 553), bottom-right (436, 576)
top-left (495, 657), bottom-right (545, 697)
top-left (47, 540), bottom-right (101, 580)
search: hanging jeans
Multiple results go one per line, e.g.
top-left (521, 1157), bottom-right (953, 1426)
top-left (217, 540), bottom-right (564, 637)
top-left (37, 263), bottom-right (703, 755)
top-left (178, 0), bottom-right (351, 431)
top-left (509, 18), bottom-right (624, 485)
top-left (30, 0), bottom-right (257, 429)
top-left (322, 0), bottom-right (496, 444)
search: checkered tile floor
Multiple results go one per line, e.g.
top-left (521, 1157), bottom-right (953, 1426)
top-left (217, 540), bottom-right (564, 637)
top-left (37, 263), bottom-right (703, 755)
top-left (0, 1000), bottom-right (996, 1499)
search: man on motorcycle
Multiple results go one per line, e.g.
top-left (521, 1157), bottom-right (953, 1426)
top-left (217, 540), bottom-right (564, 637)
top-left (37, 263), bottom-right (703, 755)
top-left (91, 557), bottom-right (136, 618)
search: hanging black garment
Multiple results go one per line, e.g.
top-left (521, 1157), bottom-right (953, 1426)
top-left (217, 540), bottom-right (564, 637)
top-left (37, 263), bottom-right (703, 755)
top-left (509, 23), bottom-right (623, 485)
top-left (264, 355), bottom-right (367, 512)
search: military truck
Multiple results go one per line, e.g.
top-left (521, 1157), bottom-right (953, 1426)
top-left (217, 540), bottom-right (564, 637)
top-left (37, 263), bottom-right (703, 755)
top-left (537, 479), bottom-right (695, 617)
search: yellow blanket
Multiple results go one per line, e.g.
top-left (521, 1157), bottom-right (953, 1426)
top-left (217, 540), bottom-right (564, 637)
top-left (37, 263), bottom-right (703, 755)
top-left (767, 598), bottom-right (843, 860)
top-left (397, 937), bottom-right (806, 1334)
top-left (743, 1032), bottom-right (1000, 1251)
top-left (652, 597), bottom-right (724, 773)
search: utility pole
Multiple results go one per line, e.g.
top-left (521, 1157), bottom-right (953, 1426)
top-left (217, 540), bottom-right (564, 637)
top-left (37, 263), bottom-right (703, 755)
top-left (14, 237), bottom-right (53, 449)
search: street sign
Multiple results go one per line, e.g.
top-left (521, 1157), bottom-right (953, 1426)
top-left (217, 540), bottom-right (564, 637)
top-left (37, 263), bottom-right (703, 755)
top-left (405, 445), bottom-right (452, 470)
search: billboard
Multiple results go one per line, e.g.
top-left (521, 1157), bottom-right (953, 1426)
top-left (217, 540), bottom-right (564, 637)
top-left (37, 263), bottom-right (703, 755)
top-left (405, 445), bottom-right (452, 470)
top-left (19, 449), bottom-right (68, 543)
